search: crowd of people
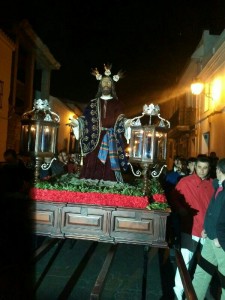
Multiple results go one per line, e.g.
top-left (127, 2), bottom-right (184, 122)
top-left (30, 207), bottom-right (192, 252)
top-left (161, 152), bottom-right (225, 300)
top-left (39, 149), bottom-right (80, 180)
top-left (0, 148), bottom-right (81, 183)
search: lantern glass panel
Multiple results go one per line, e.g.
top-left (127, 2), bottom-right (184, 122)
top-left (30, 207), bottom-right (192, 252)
top-left (36, 125), bottom-right (57, 155)
top-left (155, 130), bottom-right (167, 162)
top-left (143, 127), bottom-right (154, 161)
top-left (130, 128), bottom-right (143, 159)
top-left (20, 122), bottom-right (58, 156)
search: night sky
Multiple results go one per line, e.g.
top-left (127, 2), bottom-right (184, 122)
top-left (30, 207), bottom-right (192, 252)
top-left (3, 0), bottom-right (225, 115)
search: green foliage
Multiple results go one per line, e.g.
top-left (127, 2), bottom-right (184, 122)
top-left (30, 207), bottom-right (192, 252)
top-left (35, 173), bottom-right (144, 197)
top-left (134, 177), bottom-right (170, 211)
top-left (149, 178), bottom-right (165, 196)
top-left (134, 177), bottom-right (164, 197)
top-left (146, 202), bottom-right (170, 211)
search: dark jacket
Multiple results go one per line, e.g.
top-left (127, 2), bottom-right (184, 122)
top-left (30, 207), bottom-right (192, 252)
top-left (204, 179), bottom-right (225, 251)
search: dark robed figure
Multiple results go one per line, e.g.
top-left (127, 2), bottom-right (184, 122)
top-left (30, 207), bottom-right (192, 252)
top-left (71, 65), bottom-right (131, 182)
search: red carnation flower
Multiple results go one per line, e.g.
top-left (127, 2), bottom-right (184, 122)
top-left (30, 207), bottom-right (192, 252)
top-left (152, 193), bottom-right (167, 203)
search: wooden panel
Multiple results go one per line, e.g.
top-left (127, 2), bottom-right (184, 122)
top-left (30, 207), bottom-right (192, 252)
top-left (32, 201), bottom-right (65, 237)
top-left (114, 217), bottom-right (152, 232)
top-left (61, 205), bottom-right (114, 242)
top-left (110, 208), bottom-right (169, 247)
top-left (32, 211), bottom-right (53, 224)
top-left (67, 214), bottom-right (101, 227)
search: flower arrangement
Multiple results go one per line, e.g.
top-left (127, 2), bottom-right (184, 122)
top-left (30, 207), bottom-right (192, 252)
top-left (34, 173), bottom-right (169, 211)
top-left (146, 178), bottom-right (170, 210)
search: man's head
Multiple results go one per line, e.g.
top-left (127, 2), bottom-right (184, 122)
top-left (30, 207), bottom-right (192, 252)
top-left (58, 150), bottom-right (68, 164)
top-left (101, 77), bottom-right (112, 95)
top-left (216, 158), bottom-right (225, 182)
top-left (195, 156), bottom-right (210, 180)
top-left (187, 157), bottom-right (196, 175)
top-left (4, 149), bottom-right (18, 164)
top-left (173, 156), bottom-right (183, 172)
top-left (96, 76), bottom-right (118, 99)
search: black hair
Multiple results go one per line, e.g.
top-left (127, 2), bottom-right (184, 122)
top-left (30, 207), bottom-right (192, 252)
top-left (217, 158), bottom-right (225, 174)
top-left (187, 157), bottom-right (197, 163)
top-left (4, 149), bottom-right (17, 159)
top-left (173, 155), bottom-right (184, 161)
top-left (196, 156), bottom-right (210, 165)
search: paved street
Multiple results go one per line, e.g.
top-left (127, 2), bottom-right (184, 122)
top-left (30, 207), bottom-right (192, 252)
top-left (34, 237), bottom-right (176, 300)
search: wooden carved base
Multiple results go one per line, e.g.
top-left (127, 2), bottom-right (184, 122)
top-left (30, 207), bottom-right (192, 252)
top-left (31, 201), bottom-right (170, 248)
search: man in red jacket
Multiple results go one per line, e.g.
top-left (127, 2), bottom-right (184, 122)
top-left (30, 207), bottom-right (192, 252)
top-left (171, 156), bottom-right (214, 300)
top-left (192, 158), bottom-right (225, 299)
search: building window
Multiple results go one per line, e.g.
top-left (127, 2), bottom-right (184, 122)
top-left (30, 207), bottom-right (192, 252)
top-left (202, 132), bottom-right (210, 155)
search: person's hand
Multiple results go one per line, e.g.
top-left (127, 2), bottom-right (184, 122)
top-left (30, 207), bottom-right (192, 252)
top-left (124, 119), bottom-right (132, 143)
top-left (214, 238), bottom-right (221, 248)
top-left (124, 119), bottom-right (132, 128)
top-left (70, 118), bottom-right (79, 127)
top-left (69, 117), bottom-right (80, 139)
top-left (201, 229), bottom-right (207, 238)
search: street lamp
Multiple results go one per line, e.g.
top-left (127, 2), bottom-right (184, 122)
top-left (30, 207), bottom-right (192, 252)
top-left (191, 78), bottom-right (221, 102)
top-left (128, 104), bottom-right (170, 195)
top-left (191, 78), bottom-right (204, 95)
top-left (20, 99), bottom-right (60, 182)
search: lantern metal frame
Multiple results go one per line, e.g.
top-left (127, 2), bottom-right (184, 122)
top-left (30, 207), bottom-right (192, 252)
top-left (128, 104), bottom-right (170, 195)
top-left (20, 99), bottom-right (60, 183)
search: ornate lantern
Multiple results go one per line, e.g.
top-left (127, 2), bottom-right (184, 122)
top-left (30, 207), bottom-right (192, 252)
top-left (20, 99), bottom-right (60, 182)
top-left (128, 104), bottom-right (170, 195)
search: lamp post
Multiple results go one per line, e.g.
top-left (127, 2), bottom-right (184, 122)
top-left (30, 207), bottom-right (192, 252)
top-left (128, 104), bottom-right (170, 195)
top-left (20, 99), bottom-right (60, 183)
